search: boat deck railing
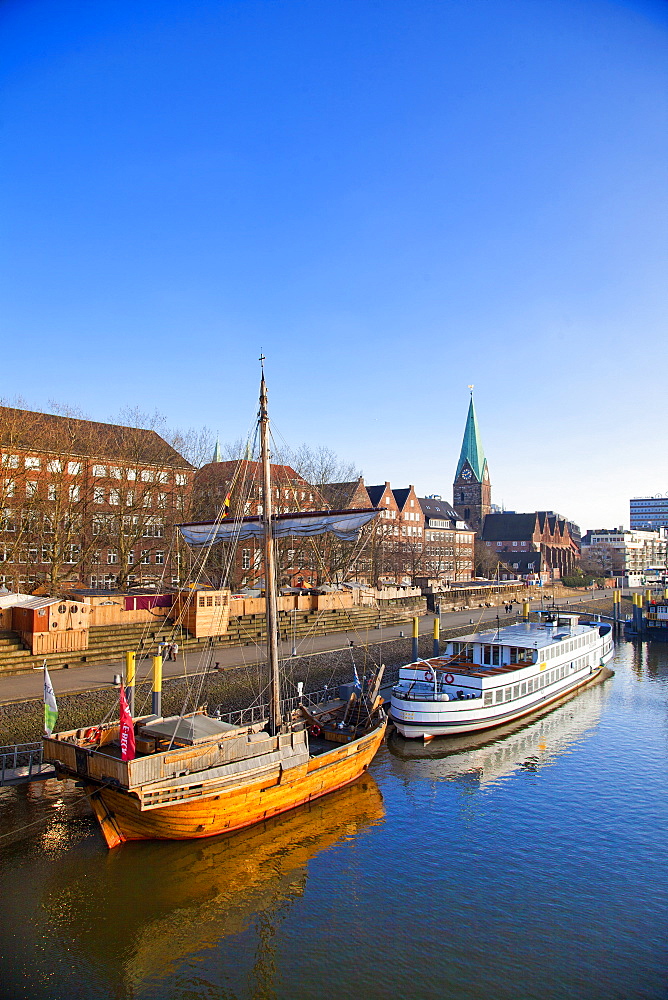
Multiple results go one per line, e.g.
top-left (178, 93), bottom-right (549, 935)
top-left (392, 684), bottom-right (481, 703)
top-left (214, 670), bottom-right (401, 727)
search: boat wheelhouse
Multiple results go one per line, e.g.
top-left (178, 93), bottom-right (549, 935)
top-left (390, 613), bottom-right (614, 740)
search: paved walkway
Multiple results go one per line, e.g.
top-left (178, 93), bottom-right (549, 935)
top-left (0, 591), bottom-right (615, 705)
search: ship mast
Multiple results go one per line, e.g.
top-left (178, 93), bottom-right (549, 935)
top-left (258, 358), bottom-right (282, 735)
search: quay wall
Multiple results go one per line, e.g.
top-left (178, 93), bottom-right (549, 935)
top-left (0, 596), bottom-right (619, 747)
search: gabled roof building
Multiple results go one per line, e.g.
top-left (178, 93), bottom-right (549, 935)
top-left (481, 511), bottom-right (579, 579)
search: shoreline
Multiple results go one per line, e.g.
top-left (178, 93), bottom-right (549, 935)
top-left (0, 596), bottom-right (618, 745)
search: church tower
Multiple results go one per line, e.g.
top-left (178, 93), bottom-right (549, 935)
top-left (452, 392), bottom-right (491, 531)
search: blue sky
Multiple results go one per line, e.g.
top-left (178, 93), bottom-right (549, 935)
top-left (1, 0), bottom-right (667, 530)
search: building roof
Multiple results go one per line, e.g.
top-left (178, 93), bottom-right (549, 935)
top-left (418, 497), bottom-right (461, 522)
top-left (0, 406), bottom-right (192, 470)
top-left (366, 484), bottom-right (392, 507)
top-left (196, 459), bottom-right (309, 487)
top-left (455, 395), bottom-right (488, 482)
top-left (320, 478), bottom-right (369, 510)
top-left (391, 487), bottom-right (413, 510)
top-left (498, 552), bottom-right (543, 573)
top-left (481, 512), bottom-right (540, 541)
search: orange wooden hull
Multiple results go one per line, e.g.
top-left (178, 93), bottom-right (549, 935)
top-left (86, 719), bottom-right (387, 848)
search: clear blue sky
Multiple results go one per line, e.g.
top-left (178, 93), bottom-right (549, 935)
top-left (1, 0), bottom-right (667, 531)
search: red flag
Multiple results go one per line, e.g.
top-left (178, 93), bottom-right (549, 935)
top-left (119, 684), bottom-right (135, 762)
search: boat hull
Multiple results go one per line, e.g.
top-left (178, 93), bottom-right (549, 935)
top-left (391, 664), bottom-right (610, 740)
top-left (84, 719), bottom-right (386, 848)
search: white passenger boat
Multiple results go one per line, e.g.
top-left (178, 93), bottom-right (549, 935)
top-left (390, 613), bottom-right (614, 740)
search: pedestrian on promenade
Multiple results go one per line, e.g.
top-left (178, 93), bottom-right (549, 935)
top-left (171, 642), bottom-right (179, 661)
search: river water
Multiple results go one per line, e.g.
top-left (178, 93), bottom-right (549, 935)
top-left (0, 637), bottom-right (666, 1000)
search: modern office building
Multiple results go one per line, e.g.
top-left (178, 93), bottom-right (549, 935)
top-left (630, 496), bottom-right (668, 530)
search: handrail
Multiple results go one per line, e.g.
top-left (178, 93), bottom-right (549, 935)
top-left (213, 668), bottom-right (402, 727)
top-left (0, 742), bottom-right (44, 785)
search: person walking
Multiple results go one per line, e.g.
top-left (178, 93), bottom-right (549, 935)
top-left (171, 641), bottom-right (179, 662)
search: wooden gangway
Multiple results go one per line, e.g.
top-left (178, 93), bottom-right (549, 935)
top-left (0, 742), bottom-right (55, 786)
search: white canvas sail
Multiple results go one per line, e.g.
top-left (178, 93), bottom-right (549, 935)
top-left (179, 509), bottom-right (378, 546)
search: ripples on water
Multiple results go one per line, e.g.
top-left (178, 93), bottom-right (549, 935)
top-left (0, 640), bottom-right (666, 1000)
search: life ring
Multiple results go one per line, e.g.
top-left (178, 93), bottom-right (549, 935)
top-left (444, 673), bottom-right (454, 684)
top-left (309, 724), bottom-right (322, 738)
top-left (83, 726), bottom-right (101, 743)
top-left (424, 669), bottom-right (434, 681)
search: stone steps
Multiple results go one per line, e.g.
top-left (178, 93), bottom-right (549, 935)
top-left (0, 606), bottom-right (411, 676)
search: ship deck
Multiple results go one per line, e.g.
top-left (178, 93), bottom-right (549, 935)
top-left (411, 656), bottom-right (527, 679)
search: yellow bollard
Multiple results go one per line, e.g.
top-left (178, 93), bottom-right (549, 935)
top-left (412, 617), bottom-right (419, 661)
top-left (522, 601), bottom-right (530, 620)
top-left (433, 617), bottom-right (440, 657)
top-left (152, 655), bottom-right (163, 718)
top-left (125, 650), bottom-right (136, 717)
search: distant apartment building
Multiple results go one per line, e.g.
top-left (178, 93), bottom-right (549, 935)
top-left (630, 496), bottom-right (668, 531)
top-left (0, 406), bottom-right (193, 592)
top-left (581, 527), bottom-right (668, 576)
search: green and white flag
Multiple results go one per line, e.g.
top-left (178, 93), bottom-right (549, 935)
top-left (44, 662), bottom-right (58, 735)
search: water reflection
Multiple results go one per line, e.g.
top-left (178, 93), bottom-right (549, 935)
top-left (0, 777), bottom-right (92, 851)
top-left (627, 639), bottom-right (668, 680)
top-left (1, 777), bottom-right (383, 996)
top-left (388, 676), bottom-right (610, 789)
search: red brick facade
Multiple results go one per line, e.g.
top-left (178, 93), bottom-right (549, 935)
top-left (193, 460), bottom-right (329, 590)
top-left (0, 407), bottom-right (193, 592)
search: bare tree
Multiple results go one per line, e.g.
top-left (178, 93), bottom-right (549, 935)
top-left (168, 426), bottom-right (218, 469)
top-left (474, 538), bottom-right (500, 578)
top-left (288, 443), bottom-right (361, 488)
top-left (581, 543), bottom-right (616, 576)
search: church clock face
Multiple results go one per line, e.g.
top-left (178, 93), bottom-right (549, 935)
top-left (461, 467), bottom-right (473, 481)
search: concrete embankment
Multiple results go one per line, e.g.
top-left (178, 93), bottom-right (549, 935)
top-left (0, 596), bottom-right (620, 746)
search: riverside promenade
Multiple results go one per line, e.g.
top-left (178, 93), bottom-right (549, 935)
top-left (0, 590), bottom-right (616, 706)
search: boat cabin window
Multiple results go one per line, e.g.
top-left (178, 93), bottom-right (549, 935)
top-left (481, 644), bottom-right (501, 666)
top-left (509, 647), bottom-right (534, 665)
top-left (484, 692), bottom-right (493, 706)
top-left (452, 642), bottom-right (473, 662)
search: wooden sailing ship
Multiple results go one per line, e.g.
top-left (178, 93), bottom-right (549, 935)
top-left (43, 365), bottom-right (387, 847)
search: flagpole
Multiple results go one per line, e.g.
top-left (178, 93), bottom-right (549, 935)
top-left (43, 659), bottom-right (58, 736)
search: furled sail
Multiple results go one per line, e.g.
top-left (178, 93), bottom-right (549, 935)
top-left (179, 508), bottom-right (378, 546)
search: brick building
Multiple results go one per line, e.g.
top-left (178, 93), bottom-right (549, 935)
top-left (193, 459), bottom-right (329, 590)
top-left (481, 511), bottom-right (579, 579)
top-left (419, 496), bottom-right (475, 583)
top-left (0, 406), bottom-right (193, 592)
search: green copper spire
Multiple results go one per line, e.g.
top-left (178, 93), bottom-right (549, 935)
top-left (455, 394), bottom-right (488, 482)
top-left (212, 438), bottom-right (222, 463)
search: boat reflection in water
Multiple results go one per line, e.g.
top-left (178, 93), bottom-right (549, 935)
top-left (388, 671), bottom-right (611, 787)
top-left (35, 776), bottom-right (383, 992)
